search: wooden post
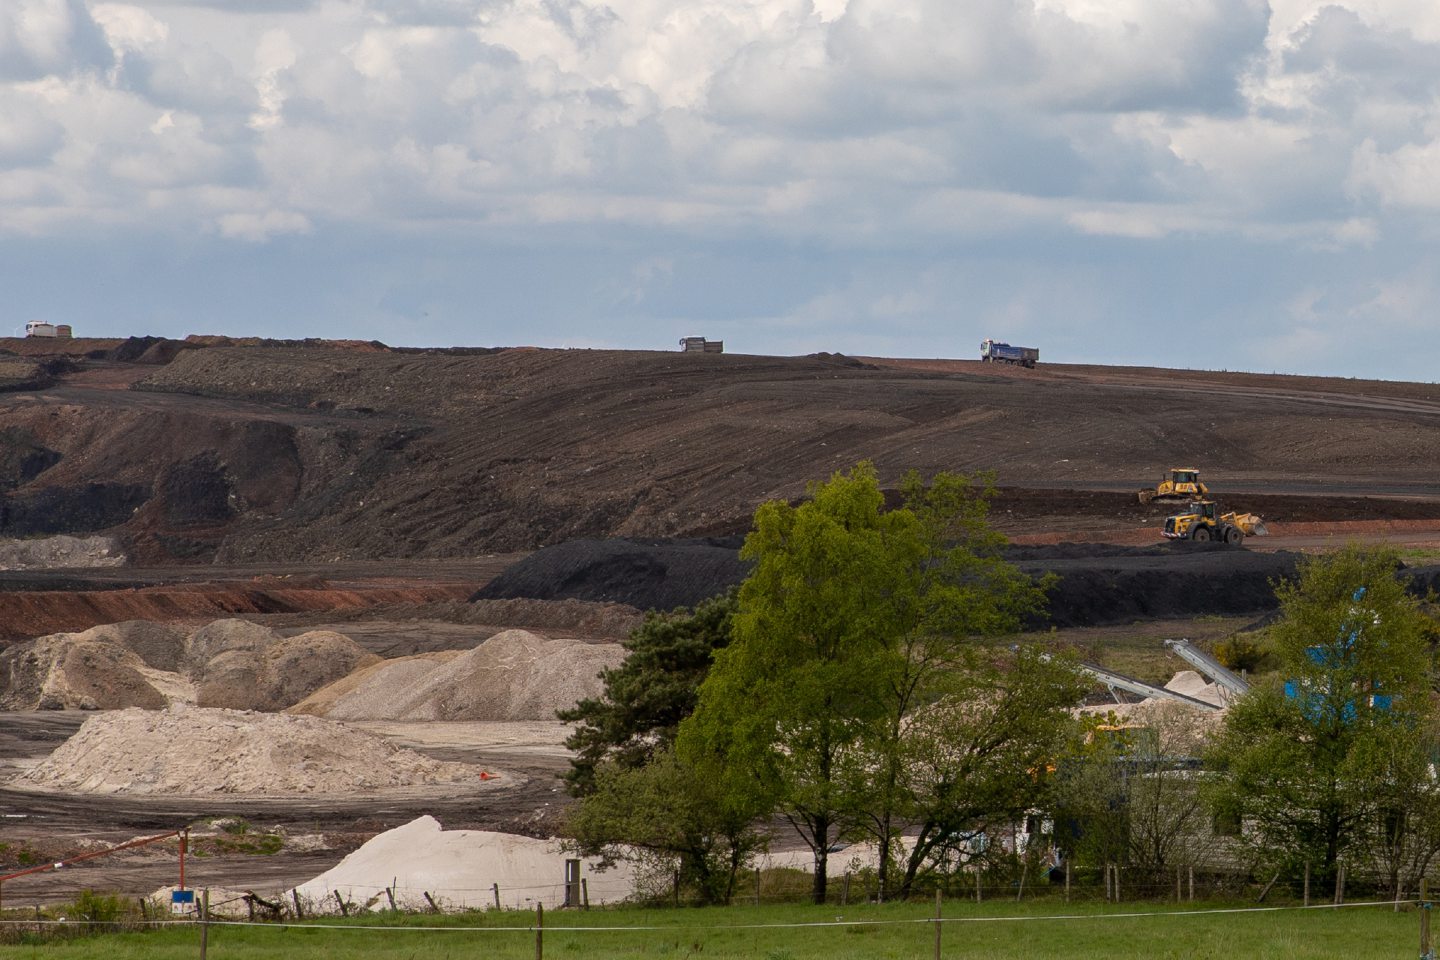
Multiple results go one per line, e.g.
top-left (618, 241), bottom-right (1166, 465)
top-left (755, 868), bottom-right (761, 906)
top-left (1257, 871), bottom-right (1281, 903)
top-left (199, 889), bottom-right (210, 960)
top-left (1114, 865), bottom-right (1120, 902)
top-left (1188, 865), bottom-right (1195, 902)
top-left (385, 886), bottom-right (397, 911)
top-left (1421, 878), bottom-right (1431, 960)
top-left (535, 901), bottom-right (544, 960)
top-left (139, 897), bottom-right (149, 922)
top-left (1334, 863), bottom-right (1346, 906)
top-left (933, 889), bottom-right (942, 960)
top-left (1064, 860), bottom-right (1071, 902)
top-left (975, 866), bottom-right (982, 904)
top-left (1104, 864), bottom-right (1111, 902)
top-left (247, 896), bottom-right (255, 923)
top-left (1176, 866), bottom-right (1182, 903)
top-left (334, 891), bottom-right (349, 917)
top-left (292, 889), bottom-right (305, 919)
top-left (423, 892), bottom-right (440, 913)
top-left (493, 883), bottom-right (501, 910)
top-left (581, 878), bottom-right (589, 910)
top-left (841, 873), bottom-right (850, 906)
top-left (673, 869), bottom-right (680, 908)
top-left (1303, 862), bottom-right (1310, 906)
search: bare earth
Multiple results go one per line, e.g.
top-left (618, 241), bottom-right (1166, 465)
top-left (4, 341), bottom-right (1440, 902)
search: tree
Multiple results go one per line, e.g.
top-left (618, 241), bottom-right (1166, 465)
top-left (564, 747), bottom-right (768, 905)
top-left (559, 592), bottom-right (735, 795)
top-left (878, 647), bottom-right (1085, 896)
top-left (1206, 546), bottom-right (1437, 894)
top-left (679, 462), bottom-right (1059, 903)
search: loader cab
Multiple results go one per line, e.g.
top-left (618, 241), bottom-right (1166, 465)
top-left (1171, 470), bottom-right (1198, 486)
top-left (1186, 501), bottom-right (1218, 521)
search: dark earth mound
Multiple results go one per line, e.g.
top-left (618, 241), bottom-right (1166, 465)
top-left (0, 483), bottom-right (150, 537)
top-left (472, 537), bottom-right (749, 613)
top-left (472, 537), bottom-right (1310, 627)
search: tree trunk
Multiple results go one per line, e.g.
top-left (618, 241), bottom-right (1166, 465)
top-left (813, 825), bottom-right (830, 904)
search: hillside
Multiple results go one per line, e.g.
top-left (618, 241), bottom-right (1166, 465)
top-left (2, 337), bottom-right (1438, 564)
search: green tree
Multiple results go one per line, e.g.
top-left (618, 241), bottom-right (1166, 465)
top-left (879, 647), bottom-right (1085, 896)
top-left (1206, 546), bottom-right (1437, 893)
top-left (564, 747), bottom-right (768, 905)
top-left (559, 592), bottom-right (735, 795)
top-left (679, 462), bottom-right (1057, 903)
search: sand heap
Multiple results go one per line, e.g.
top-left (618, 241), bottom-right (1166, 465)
top-left (291, 629), bottom-right (625, 721)
top-left (292, 815), bottom-right (635, 911)
top-left (11, 706), bottom-right (481, 796)
top-left (0, 619), bottom-right (377, 712)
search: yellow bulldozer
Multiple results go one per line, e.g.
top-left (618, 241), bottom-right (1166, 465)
top-left (1138, 467), bottom-right (1208, 504)
top-left (1162, 500), bottom-right (1268, 545)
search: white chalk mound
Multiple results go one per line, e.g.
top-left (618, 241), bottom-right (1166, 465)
top-left (12, 706), bottom-right (481, 796)
top-left (292, 629), bottom-right (626, 721)
top-left (292, 815), bottom-right (635, 911)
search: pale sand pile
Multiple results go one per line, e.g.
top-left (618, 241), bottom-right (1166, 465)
top-left (291, 630), bottom-right (625, 722)
top-left (1163, 669), bottom-right (1226, 706)
top-left (0, 619), bottom-right (375, 712)
top-left (11, 706), bottom-right (482, 796)
top-left (0, 534), bottom-right (125, 570)
top-left (292, 815), bottom-right (635, 911)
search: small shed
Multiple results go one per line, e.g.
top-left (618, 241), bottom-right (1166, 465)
top-left (679, 336), bottom-right (723, 353)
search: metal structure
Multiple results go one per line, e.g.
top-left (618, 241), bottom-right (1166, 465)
top-left (1163, 638), bottom-right (1250, 703)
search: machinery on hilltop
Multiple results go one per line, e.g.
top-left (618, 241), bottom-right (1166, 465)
top-left (23, 321), bottom-right (72, 339)
top-left (980, 339), bottom-right (1039, 368)
top-left (1138, 467), bottom-right (1208, 504)
top-left (1162, 500), bottom-right (1268, 545)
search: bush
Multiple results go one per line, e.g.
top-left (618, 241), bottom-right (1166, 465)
top-left (1213, 634), bottom-right (1270, 674)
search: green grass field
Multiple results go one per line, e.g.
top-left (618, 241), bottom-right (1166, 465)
top-left (4, 899), bottom-right (1423, 959)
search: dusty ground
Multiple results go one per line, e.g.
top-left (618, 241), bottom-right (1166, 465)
top-left (3, 339), bottom-right (1440, 565)
top-left (0, 714), bottom-right (574, 904)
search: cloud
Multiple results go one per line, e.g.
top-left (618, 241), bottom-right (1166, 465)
top-left (0, 0), bottom-right (113, 80)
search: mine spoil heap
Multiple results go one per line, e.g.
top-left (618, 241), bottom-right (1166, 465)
top-left (13, 705), bottom-right (480, 796)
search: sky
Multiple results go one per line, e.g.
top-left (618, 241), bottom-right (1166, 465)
top-left (1, 0), bottom-right (1438, 379)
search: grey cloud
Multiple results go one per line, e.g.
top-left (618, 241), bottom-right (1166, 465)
top-left (0, 0), bottom-right (112, 81)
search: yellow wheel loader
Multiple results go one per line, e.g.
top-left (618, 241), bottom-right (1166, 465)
top-left (1162, 500), bottom-right (1268, 545)
top-left (1138, 468), bottom-right (1209, 504)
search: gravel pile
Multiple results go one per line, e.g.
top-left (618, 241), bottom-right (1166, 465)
top-left (292, 815), bottom-right (635, 911)
top-left (291, 629), bottom-right (625, 721)
top-left (11, 706), bottom-right (478, 796)
top-left (0, 618), bottom-right (375, 712)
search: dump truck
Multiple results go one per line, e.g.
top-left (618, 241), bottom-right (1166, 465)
top-left (24, 321), bottom-right (71, 338)
top-left (980, 339), bottom-right (1038, 367)
top-left (1162, 500), bottom-right (1268, 545)
top-left (1138, 467), bottom-right (1209, 504)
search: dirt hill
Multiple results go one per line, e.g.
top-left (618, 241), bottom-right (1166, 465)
top-left (3, 338), bottom-right (1440, 564)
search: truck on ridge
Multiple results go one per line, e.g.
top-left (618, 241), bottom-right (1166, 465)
top-left (980, 339), bottom-right (1038, 367)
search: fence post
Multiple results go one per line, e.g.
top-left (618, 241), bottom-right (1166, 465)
top-left (581, 878), bottom-right (589, 910)
top-left (1188, 865), bottom-right (1195, 902)
top-left (1334, 863), bottom-right (1345, 906)
top-left (292, 889), bottom-right (304, 919)
top-left (199, 888), bottom-right (210, 960)
top-left (1176, 866), bottom-right (1182, 903)
top-left (535, 901), bottom-right (544, 960)
top-left (1421, 878), bottom-right (1432, 960)
top-left (1064, 860), bottom-right (1070, 903)
top-left (842, 873), bottom-right (850, 906)
top-left (1114, 866), bottom-right (1121, 903)
top-left (755, 868), bottom-right (761, 906)
top-left (975, 866), bottom-right (982, 904)
top-left (493, 883), bottom-right (501, 910)
top-left (933, 889), bottom-right (942, 960)
top-left (1303, 862), bottom-right (1310, 907)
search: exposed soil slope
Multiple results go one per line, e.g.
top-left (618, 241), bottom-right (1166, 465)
top-left (4, 338), bottom-right (1440, 564)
